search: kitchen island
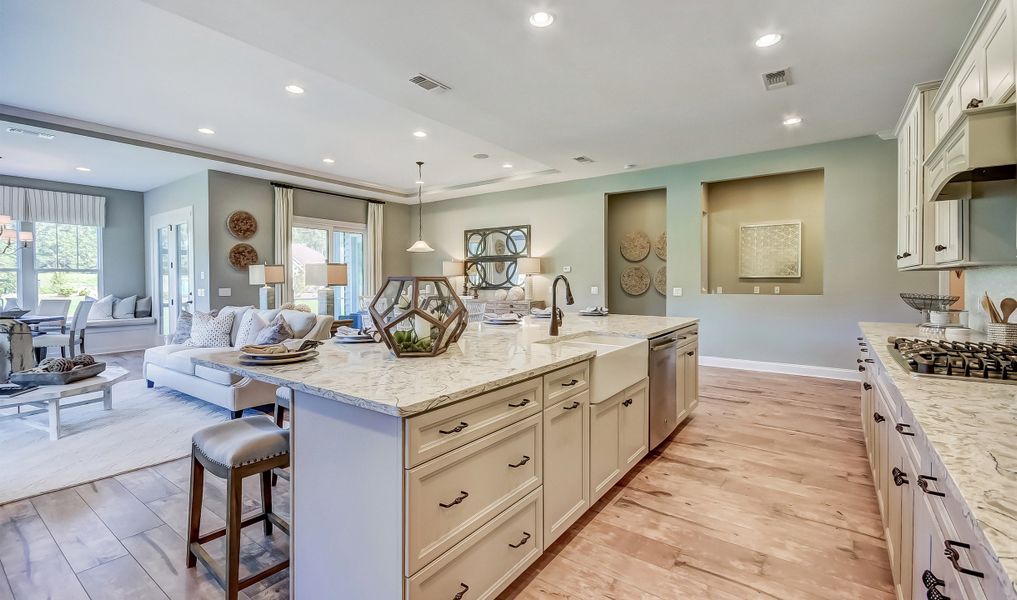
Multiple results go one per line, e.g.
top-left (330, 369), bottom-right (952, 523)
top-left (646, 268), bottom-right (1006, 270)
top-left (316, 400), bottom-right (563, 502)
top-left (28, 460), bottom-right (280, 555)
top-left (195, 314), bottom-right (698, 599)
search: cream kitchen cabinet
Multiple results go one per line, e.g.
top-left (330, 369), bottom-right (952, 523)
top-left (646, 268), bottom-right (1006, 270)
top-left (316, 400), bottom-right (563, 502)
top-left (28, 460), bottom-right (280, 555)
top-left (680, 340), bottom-right (699, 417)
top-left (895, 82), bottom-right (939, 269)
top-left (589, 379), bottom-right (649, 503)
top-left (542, 390), bottom-right (589, 546)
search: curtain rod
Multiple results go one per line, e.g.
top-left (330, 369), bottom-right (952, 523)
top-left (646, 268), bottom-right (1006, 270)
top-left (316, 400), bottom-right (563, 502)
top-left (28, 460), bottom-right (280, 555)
top-left (270, 181), bottom-right (385, 205)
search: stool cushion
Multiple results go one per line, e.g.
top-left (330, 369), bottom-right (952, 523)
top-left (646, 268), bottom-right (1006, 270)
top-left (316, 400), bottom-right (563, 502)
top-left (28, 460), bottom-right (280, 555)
top-left (275, 387), bottom-right (291, 410)
top-left (192, 416), bottom-right (289, 468)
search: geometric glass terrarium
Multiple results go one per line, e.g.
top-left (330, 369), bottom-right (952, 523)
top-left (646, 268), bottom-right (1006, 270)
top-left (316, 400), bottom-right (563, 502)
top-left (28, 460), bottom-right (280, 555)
top-left (369, 276), bottom-right (468, 357)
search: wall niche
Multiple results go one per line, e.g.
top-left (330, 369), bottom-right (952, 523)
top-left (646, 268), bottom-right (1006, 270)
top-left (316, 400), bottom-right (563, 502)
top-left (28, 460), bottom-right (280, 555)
top-left (606, 188), bottom-right (667, 316)
top-left (702, 169), bottom-right (825, 296)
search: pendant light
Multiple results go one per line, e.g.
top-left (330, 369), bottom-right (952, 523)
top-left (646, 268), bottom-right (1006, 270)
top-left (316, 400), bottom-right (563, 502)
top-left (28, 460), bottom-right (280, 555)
top-left (407, 161), bottom-right (435, 253)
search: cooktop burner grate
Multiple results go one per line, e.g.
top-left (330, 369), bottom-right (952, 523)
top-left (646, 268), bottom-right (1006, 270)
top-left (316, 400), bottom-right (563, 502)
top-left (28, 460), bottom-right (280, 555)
top-left (887, 337), bottom-right (1017, 384)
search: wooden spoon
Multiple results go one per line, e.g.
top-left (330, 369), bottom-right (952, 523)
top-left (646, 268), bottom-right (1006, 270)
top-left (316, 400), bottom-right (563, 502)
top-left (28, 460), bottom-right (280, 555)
top-left (1001, 297), bottom-right (1017, 323)
top-left (983, 293), bottom-right (1002, 324)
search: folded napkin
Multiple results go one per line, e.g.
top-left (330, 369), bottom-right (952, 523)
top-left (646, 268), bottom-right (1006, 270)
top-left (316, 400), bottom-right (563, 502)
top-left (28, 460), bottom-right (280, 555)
top-left (242, 339), bottom-right (321, 355)
top-left (581, 306), bottom-right (609, 315)
top-left (531, 307), bottom-right (552, 316)
top-left (335, 325), bottom-right (382, 341)
top-left (484, 312), bottom-right (519, 321)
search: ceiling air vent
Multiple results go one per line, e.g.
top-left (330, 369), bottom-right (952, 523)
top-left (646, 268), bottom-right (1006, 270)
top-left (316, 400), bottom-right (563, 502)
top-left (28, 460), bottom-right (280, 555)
top-left (572, 155), bottom-right (596, 163)
top-left (6, 127), bottom-right (55, 140)
top-left (762, 67), bottom-right (792, 91)
top-left (409, 73), bottom-right (451, 93)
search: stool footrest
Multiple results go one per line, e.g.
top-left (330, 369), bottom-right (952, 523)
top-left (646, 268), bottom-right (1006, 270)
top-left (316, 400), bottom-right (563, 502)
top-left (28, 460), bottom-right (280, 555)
top-left (196, 512), bottom-right (271, 545)
top-left (266, 512), bottom-right (290, 535)
top-left (239, 558), bottom-right (290, 589)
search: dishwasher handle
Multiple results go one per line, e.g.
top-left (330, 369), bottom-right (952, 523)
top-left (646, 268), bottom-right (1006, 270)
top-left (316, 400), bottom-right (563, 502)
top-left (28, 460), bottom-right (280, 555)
top-left (650, 340), bottom-right (677, 352)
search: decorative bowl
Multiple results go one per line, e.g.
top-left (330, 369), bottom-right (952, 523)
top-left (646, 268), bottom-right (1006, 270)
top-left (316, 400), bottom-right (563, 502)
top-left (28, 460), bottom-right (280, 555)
top-left (369, 276), bottom-right (468, 358)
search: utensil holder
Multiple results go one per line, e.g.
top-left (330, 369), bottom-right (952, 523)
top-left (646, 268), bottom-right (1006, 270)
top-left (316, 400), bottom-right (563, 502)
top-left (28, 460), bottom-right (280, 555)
top-left (986, 323), bottom-right (1017, 344)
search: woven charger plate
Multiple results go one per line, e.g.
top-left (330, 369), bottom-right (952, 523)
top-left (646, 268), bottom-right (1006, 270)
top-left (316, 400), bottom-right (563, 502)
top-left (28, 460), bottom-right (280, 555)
top-left (620, 231), bottom-right (650, 262)
top-left (653, 265), bottom-right (666, 295)
top-left (620, 265), bottom-right (650, 295)
top-left (228, 243), bottom-right (259, 270)
top-left (655, 232), bottom-right (667, 261)
top-left (227, 210), bottom-right (258, 240)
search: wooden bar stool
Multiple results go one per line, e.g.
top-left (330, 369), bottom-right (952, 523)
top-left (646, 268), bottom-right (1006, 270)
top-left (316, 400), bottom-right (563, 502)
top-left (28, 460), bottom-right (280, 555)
top-left (186, 416), bottom-right (290, 600)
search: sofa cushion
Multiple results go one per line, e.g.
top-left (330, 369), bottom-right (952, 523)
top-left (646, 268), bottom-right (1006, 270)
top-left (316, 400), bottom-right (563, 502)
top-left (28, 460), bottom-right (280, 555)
top-left (186, 311), bottom-right (235, 348)
top-left (163, 346), bottom-right (230, 375)
top-left (194, 364), bottom-right (244, 386)
top-left (90, 295), bottom-right (115, 320)
top-left (113, 295), bottom-right (137, 319)
top-left (279, 309), bottom-right (317, 339)
top-left (233, 311), bottom-right (271, 350)
top-left (143, 344), bottom-right (191, 370)
top-left (135, 296), bottom-right (152, 318)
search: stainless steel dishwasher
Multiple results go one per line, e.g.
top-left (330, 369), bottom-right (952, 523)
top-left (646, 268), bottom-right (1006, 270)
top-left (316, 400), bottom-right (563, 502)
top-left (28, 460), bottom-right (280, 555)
top-left (648, 331), bottom-right (679, 448)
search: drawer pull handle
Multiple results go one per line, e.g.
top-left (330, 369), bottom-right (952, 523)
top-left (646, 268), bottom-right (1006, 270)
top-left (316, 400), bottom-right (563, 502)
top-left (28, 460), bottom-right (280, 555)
top-left (439, 422), bottom-right (469, 435)
top-left (967, 98), bottom-right (983, 109)
top-left (892, 467), bottom-right (909, 487)
top-left (561, 379), bottom-right (580, 387)
top-left (858, 365), bottom-right (865, 372)
top-left (935, 244), bottom-right (947, 252)
top-left (917, 475), bottom-right (945, 497)
top-left (873, 412), bottom-right (885, 423)
top-left (508, 398), bottom-right (530, 408)
top-left (926, 586), bottom-right (950, 600)
top-left (563, 401), bottom-right (581, 410)
top-left (622, 399), bottom-right (633, 407)
top-left (452, 582), bottom-right (469, 599)
top-left (944, 540), bottom-right (984, 578)
top-left (439, 491), bottom-right (469, 508)
top-left (508, 532), bottom-right (531, 548)
top-left (863, 383), bottom-right (872, 391)
top-left (686, 351), bottom-right (695, 356)
top-left (896, 423), bottom-right (916, 437)
top-left (508, 455), bottom-right (530, 468)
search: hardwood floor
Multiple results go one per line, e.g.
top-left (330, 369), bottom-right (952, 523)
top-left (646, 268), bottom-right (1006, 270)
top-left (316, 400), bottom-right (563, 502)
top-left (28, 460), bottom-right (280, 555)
top-left (0, 367), bottom-right (891, 599)
top-left (499, 367), bottom-right (894, 600)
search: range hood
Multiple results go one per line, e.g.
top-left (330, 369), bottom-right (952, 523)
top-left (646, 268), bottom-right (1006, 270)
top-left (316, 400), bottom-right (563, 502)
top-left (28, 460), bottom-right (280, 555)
top-left (925, 103), bottom-right (1016, 202)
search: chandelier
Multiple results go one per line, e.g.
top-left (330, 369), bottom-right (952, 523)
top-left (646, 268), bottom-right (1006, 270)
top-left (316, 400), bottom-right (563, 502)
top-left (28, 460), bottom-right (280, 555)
top-left (0, 215), bottom-right (32, 255)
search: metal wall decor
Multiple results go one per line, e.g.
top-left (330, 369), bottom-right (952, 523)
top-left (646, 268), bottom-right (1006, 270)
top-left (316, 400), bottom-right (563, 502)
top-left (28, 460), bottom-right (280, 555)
top-left (738, 220), bottom-right (802, 278)
top-left (227, 211), bottom-right (258, 240)
top-left (620, 265), bottom-right (651, 295)
top-left (464, 225), bottom-right (531, 290)
top-left (228, 243), bottom-right (259, 271)
top-left (620, 231), bottom-right (650, 262)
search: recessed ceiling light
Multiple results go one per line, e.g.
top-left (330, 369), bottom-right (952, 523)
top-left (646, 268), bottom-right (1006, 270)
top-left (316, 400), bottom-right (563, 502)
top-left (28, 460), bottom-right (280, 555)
top-left (529, 11), bottom-right (555, 27)
top-left (415, 179), bottom-right (425, 185)
top-left (755, 33), bottom-right (782, 48)
top-left (322, 158), bottom-right (335, 164)
top-left (75, 166), bottom-right (91, 172)
top-left (473, 153), bottom-right (489, 159)
top-left (285, 84), bottom-right (305, 94)
top-left (623, 164), bottom-right (637, 169)
top-left (197, 127), bottom-right (215, 135)
top-left (413, 130), bottom-right (427, 138)
top-left (502, 163), bottom-right (514, 169)
top-left (782, 116), bottom-right (803, 126)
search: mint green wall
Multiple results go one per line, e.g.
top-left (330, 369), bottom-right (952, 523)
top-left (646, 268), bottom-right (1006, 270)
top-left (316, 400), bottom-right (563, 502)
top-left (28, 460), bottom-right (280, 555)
top-left (412, 135), bottom-right (939, 368)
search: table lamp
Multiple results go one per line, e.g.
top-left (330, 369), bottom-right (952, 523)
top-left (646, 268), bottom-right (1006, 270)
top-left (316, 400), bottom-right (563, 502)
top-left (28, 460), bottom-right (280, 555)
top-left (306, 263), bottom-right (349, 316)
top-left (516, 257), bottom-right (542, 300)
top-left (442, 260), bottom-right (466, 295)
top-left (249, 264), bottom-right (286, 309)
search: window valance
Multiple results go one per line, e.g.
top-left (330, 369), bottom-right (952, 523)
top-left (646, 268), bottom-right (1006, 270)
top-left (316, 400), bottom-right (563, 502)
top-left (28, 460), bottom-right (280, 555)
top-left (0, 185), bottom-right (106, 227)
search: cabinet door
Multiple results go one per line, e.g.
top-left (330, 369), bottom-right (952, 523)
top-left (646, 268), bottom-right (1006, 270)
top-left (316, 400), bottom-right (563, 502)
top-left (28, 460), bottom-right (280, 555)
top-left (983, 0), bottom-right (1015, 104)
top-left (958, 56), bottom-right (985, 112)
top-left (589, 395), bottom-right (621, 502)
top-left (887, 419), bottom-right (915, 600)
top-left (682, 344), bottom-right (699, 415)
top-left (911, 491), bottom-right (973, 600)
top-left (618, 382), bottom-right (648, 471)
top-left (897, 118), bottom-right (915, 268)
top-left (542, 392), bottom-right (589, 545)
top-left (675, 345), bottom-right (689, 424)
top-left (874, 389), bottom-right (891, 520)
top-left (934, 199), bottom-right (964, 263)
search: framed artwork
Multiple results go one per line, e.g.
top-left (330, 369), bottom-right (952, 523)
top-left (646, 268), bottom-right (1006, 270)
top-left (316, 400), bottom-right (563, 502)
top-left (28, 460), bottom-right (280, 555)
top-left (738, 220), bottom-right (802, 278)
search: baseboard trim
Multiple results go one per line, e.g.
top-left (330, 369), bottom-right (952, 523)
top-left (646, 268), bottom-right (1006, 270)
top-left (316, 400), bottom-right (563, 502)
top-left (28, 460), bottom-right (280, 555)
top-left (699, 356), bottom-right (861, 382)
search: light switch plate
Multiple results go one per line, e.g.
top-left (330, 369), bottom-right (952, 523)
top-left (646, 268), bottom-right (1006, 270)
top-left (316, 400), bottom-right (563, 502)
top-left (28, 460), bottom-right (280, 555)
top-left (672, 287), bottom-right (682, 297)
top-left (774, 286), bottom-right (781, 295)
top-left (716, 286), bottom-right (723, 294)
top-left (197, 288), bottom-right (205, 297)
top-left (563, 266), bottom-right (572, 273)
top-left (218, 288), bottom-right (232, 297)
top-left (200, 271), bottom-right (205, 280)
top-left (753, 286), bottom-right (760, 294)
top-left (590, 286), bottom-right (599, 295)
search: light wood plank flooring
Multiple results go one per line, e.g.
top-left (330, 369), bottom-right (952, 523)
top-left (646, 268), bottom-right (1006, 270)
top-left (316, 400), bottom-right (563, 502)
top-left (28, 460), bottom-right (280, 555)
top-left (499, 367), bottom-right (894, 600)
top-left (0, 367), bottom-right (891, 600)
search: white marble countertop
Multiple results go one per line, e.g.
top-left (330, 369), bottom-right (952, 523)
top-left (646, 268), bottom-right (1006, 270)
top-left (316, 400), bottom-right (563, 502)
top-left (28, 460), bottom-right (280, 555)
top-left (860, 322), bottom-right (1017, 591)
top-left (195, 314), bottom-right (697, 417)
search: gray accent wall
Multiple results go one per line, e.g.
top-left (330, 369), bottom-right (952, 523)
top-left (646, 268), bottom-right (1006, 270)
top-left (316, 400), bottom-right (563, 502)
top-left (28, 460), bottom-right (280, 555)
top-left (411, 135), bottom-right (939, 369)
top-left (0, 174), bottom-right (145, 299)
top-left (606, 189), bottom-right (667, 316)
top-left (207, 171), bottom-right (275, 310)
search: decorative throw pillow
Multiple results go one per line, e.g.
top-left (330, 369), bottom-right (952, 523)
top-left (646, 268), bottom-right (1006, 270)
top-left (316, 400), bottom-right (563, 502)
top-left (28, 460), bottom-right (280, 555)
top-left (217, 305), bottom-right (253, 346)
top-left (278, 309), bottom-right (317, 339)
top-left (89, 295), bottom-right (115, 320)
top-left (172, 311), bottom-right (193, 344)
top-left (186, 310), bottom-right (236, 348)
top-left (135, 296), bottom-right (152, 318)
top-left (233, 311), bottom-right (270, 349)
top-left (113, 295), bottom-right (137, 319)
top-left (254, 314), bottom-right (294, 345)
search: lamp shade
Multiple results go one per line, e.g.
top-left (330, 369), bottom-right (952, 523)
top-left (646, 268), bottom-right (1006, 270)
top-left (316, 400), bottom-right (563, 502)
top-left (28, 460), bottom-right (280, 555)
top-left (249, 264), bottom-right (286, 286)
top-left (406, 239), bottom-right (435, 253)
top-left (306, 263), bottom-right (349, 286)
top-left (442, 260), bottom-right (464, 277)
top-left (517, 257), bottom-right (542, 275)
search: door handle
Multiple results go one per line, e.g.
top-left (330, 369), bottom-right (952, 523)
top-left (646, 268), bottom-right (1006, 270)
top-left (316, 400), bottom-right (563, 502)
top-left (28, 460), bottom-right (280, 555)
top-left (863, 383), bottom-right (872, 391)
top-left (896, 423), bottom-right (915, 436)
top-left (453, 582), bottom-right (469, 600)
top-left (944, 540), bottom-right (984, 578)
top-left (917, 475), bottom-right (945, 497)
top-left (622, 398), bottom-right (633, 407)
top-left (873, 412), bottom-right (885, 423)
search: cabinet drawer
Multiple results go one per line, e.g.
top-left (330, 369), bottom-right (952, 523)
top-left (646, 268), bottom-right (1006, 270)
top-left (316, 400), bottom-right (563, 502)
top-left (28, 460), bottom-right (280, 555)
top-left (543, 361), bottom-right (590, 405)
top-left (405, 378), bottom-right (542, 468)
top-left (407, 489), bottom-right (543, 600)
top-left (406, 414), bottom-right (542, 575)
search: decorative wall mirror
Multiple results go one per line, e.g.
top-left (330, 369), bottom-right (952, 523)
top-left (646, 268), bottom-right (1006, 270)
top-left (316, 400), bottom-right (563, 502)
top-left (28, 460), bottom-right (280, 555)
top-left (463, 225), bottom-right (530, 290)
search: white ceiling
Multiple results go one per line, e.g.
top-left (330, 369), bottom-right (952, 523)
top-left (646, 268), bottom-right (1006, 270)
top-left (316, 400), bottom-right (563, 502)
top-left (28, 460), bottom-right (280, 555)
top-left (0, 0), bottom-right (982, 201)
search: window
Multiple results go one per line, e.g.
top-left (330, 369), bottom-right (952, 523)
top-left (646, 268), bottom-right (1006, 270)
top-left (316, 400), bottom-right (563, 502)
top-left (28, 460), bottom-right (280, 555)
top-left (0, 234), bottom-right (17, 304)
top-left (291, 218), bottom-right (366, 317)
top-left (34, 222), bottom-right (101, 312)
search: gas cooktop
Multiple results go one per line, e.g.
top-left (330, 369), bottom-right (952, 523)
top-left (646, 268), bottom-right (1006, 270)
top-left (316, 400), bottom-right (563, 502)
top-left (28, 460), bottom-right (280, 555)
top-left (888, 337), bottom-right (1017, 385)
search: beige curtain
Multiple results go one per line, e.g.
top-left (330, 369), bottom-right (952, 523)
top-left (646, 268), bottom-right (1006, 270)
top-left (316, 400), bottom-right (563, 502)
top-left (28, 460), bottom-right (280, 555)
top-left (366, 202), bottom-right (384, 297)
top-left (273, 185), bottom-right (294, 305)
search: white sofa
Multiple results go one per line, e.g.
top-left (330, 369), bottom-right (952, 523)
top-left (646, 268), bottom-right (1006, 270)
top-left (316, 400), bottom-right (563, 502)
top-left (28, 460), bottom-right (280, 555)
top-left (143, 307), bottom-right (333, 416)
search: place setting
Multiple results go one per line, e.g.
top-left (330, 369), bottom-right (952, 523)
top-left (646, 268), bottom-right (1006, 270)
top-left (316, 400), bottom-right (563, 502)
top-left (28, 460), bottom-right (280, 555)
top-left (483, 312), bottom-right (522, 325)
top-left (238, 339), bottom-right (323, 365)
top-left (579, 306), bottom-right (610, 317)
top-left (333, 325), bottom-right (383, 344)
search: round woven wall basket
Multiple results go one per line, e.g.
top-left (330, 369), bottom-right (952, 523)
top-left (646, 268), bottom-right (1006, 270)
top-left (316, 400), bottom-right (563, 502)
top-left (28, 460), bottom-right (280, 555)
top-left (654, 232), bottom-right (667, 261)
top-left (227, 210), bottom-right (258, 240)
top-left (620, 231), bottom-right (650, 262)
top-left (228, 243), bottom-right (259, 270)
top-left (653, 266), bottom-right (666, 295)
top-left (620, 265), bottom-right (650, 295)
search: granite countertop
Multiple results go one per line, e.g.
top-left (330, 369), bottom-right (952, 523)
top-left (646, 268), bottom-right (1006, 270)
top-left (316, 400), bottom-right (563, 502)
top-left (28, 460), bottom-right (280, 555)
top-left (859, 322), bottom-right (1017, 590)
top-left (195, 314), bottom-right (697, 417)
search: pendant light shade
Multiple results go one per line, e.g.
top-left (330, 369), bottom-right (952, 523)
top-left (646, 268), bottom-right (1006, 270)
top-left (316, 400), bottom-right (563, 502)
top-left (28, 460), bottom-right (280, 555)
top-left (407, 161), bottom-right (435, 253)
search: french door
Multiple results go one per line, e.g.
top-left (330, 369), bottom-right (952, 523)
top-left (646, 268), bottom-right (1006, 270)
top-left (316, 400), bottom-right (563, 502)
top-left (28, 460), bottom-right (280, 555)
top-left (150, 208), bottom-right (194, 336)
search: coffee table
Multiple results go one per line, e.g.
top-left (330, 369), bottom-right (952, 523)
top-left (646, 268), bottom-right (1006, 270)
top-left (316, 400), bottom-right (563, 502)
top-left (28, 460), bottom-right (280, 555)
top-left (0, 367), bottom-right (129, 440)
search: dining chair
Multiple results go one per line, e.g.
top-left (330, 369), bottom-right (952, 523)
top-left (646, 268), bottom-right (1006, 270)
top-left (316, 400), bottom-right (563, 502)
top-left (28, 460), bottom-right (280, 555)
top-left (28, 299), bottom-right (72, 332)
top-left (31, 299), bottom-right (94, 358)
top-left (2, 297), bottom-right (20, 311)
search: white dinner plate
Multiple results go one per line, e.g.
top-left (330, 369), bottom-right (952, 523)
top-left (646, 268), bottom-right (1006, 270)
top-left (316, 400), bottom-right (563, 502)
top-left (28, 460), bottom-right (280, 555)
top-left (239, 351), bottom-right (319, 366)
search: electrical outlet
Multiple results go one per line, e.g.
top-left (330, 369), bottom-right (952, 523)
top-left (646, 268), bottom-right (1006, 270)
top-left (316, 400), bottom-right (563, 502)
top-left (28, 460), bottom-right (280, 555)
top-left (753, 286), bottom-right (760, 294)
top-left (590, 286), bottom-right (599, 295)
top-left (200, 271), bottom-right (205, 280)
top-left (218, 288), bottom-right (232, 297)
top-left (197, 288), bottom-right (205, 297)
top-left (563, 265), bottom-right (572, 273)
top-left (774, 286), bottom-right (781, 295)
top-left (672, 287), bottom-right (682, 297)
top-left (716, 286), bottom-right (723, 294)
